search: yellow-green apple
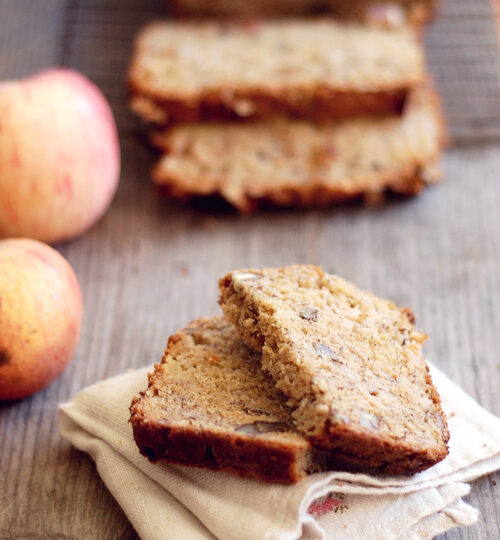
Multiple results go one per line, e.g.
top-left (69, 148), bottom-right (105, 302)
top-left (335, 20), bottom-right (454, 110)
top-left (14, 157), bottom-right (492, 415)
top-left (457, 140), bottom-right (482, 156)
top-left (0, 238), bottom-right (83, 400)
top-left (0, 68), bottom-right (120, 243)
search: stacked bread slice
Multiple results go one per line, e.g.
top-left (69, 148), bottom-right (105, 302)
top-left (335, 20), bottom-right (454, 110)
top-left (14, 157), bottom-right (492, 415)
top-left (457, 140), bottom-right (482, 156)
top-left (151, 86), bottom-right (442, 211)
top-left (130, 266), bottom-right (449, 483)
top-left (219, 266), bottom-right (449, 475)
top-left (129, 9), bottom-right (445, 211)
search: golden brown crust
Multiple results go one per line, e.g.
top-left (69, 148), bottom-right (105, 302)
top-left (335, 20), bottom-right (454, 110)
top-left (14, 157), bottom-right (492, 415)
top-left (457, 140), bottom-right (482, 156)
top-left (153, 162), bottom-right (441, 213)
top-left (169, 0), bottom-right (439, 26)
top-left (130, 403), bottom-right (309, 483)
top-left (130, 86), bottom-right (408, 125)
top-left (319, 422), bottom-right (448, 475)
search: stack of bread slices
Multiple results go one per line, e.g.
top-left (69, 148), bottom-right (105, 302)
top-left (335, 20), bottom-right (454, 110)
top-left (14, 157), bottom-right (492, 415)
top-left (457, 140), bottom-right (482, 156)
top-left (128, 0), bottom-right (444, 212)
top-left (130, 265), bottom-right (449, 483)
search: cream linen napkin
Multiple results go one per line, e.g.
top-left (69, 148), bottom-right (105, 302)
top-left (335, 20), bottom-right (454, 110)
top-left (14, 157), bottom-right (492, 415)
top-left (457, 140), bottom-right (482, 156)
top-left (59, 363), bottom-right (500, 540)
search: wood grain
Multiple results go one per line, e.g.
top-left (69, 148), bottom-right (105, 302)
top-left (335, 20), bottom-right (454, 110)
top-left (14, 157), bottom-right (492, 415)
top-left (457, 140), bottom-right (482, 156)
top-left (0, 1), bottom-right (499, 539)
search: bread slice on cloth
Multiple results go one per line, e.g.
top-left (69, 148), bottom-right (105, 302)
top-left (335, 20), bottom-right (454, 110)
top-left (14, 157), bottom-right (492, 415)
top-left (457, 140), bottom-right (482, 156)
top-left (219, 265), bottom-right (449, 475)
top-left (130, 315), bottom-right (324, 483)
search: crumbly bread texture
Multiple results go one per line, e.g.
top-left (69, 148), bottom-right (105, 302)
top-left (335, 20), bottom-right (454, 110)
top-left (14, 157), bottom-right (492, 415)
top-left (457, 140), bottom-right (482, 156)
top-left (130, 316), bottom-right (325, 483)
top-left (219, 265), bottom-right (449, 475)
top-left (170, 0), bottom-right (438, 25)
top-left (152, 85), bottom-right (444, 212)
top-left (129, 19), bottom-right (424, 124)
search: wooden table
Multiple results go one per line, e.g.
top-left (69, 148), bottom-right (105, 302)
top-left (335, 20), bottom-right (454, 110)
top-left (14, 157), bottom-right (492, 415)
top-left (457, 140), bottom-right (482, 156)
top-left (1, 1), bottom-right (499, 538)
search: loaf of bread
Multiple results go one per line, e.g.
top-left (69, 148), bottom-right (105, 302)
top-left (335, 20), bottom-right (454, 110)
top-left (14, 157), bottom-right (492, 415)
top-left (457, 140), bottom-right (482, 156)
top-left (129, 19), bottom-right (424, 123)
top-left (169, 0), bottom-right (438, 25)
top-left (129, 316), bottom-right (325, 483)
top-left (152, 85), bottom-right (444, 212)
top-left (219, 265), bottom-right (449, 475)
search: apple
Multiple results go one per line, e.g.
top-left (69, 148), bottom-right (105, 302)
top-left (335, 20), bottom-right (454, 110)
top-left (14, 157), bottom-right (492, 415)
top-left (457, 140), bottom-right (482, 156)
top-left (0, 238), bottom-right (83, 400)
top-left (0, 68), bottom-right (120, 243)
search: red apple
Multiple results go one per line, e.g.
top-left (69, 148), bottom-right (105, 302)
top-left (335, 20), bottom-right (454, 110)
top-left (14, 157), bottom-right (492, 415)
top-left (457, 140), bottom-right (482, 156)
top-left (0, 68), bottom-right (120, 243)
top-left (0, 238), bottom-right (83, 400)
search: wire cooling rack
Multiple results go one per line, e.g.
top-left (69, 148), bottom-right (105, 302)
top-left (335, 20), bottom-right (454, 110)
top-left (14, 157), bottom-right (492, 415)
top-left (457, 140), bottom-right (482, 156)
top-left (426, 0), bottom-right (500, 142)
top-left (7, 0), bottom-right (500, 144)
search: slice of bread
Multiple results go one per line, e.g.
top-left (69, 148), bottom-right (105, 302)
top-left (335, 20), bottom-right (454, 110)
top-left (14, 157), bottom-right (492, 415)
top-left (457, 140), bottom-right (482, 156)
top-left (129, 19), bottom-right (425, 124)
top-left (152, 85), bottom-right (444, 212)
top-left (129, 316), bottom-right (324, 483)
top-left (169, 0), bottom-right (438, 26)
top-left (219, 265), bottom-right (449, 475)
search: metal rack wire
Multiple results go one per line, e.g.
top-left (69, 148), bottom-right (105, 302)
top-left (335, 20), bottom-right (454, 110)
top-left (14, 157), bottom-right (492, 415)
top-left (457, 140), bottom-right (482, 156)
top-left (426, 0), bottom-right (500, 142)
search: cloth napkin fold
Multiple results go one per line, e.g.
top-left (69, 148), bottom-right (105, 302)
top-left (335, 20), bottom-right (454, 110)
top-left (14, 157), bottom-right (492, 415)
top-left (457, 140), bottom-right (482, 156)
top-left (59, 363), bottom-right (500, 540)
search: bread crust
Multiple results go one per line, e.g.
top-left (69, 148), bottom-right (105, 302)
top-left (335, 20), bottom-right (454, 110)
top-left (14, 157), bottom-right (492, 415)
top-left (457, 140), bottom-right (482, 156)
top-left (169, 0), bottom-right (439, 25)
top-left (130, 86), bottom-right (408, 124)
top-left (153, 162), bottom-right (441, 213)
top-left (130, 402), bottom-right (310, 483)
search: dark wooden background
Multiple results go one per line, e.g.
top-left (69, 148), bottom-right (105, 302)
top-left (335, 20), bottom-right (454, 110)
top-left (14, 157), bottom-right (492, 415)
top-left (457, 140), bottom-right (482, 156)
top-left (0, 1), bottom-right (499, 538)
